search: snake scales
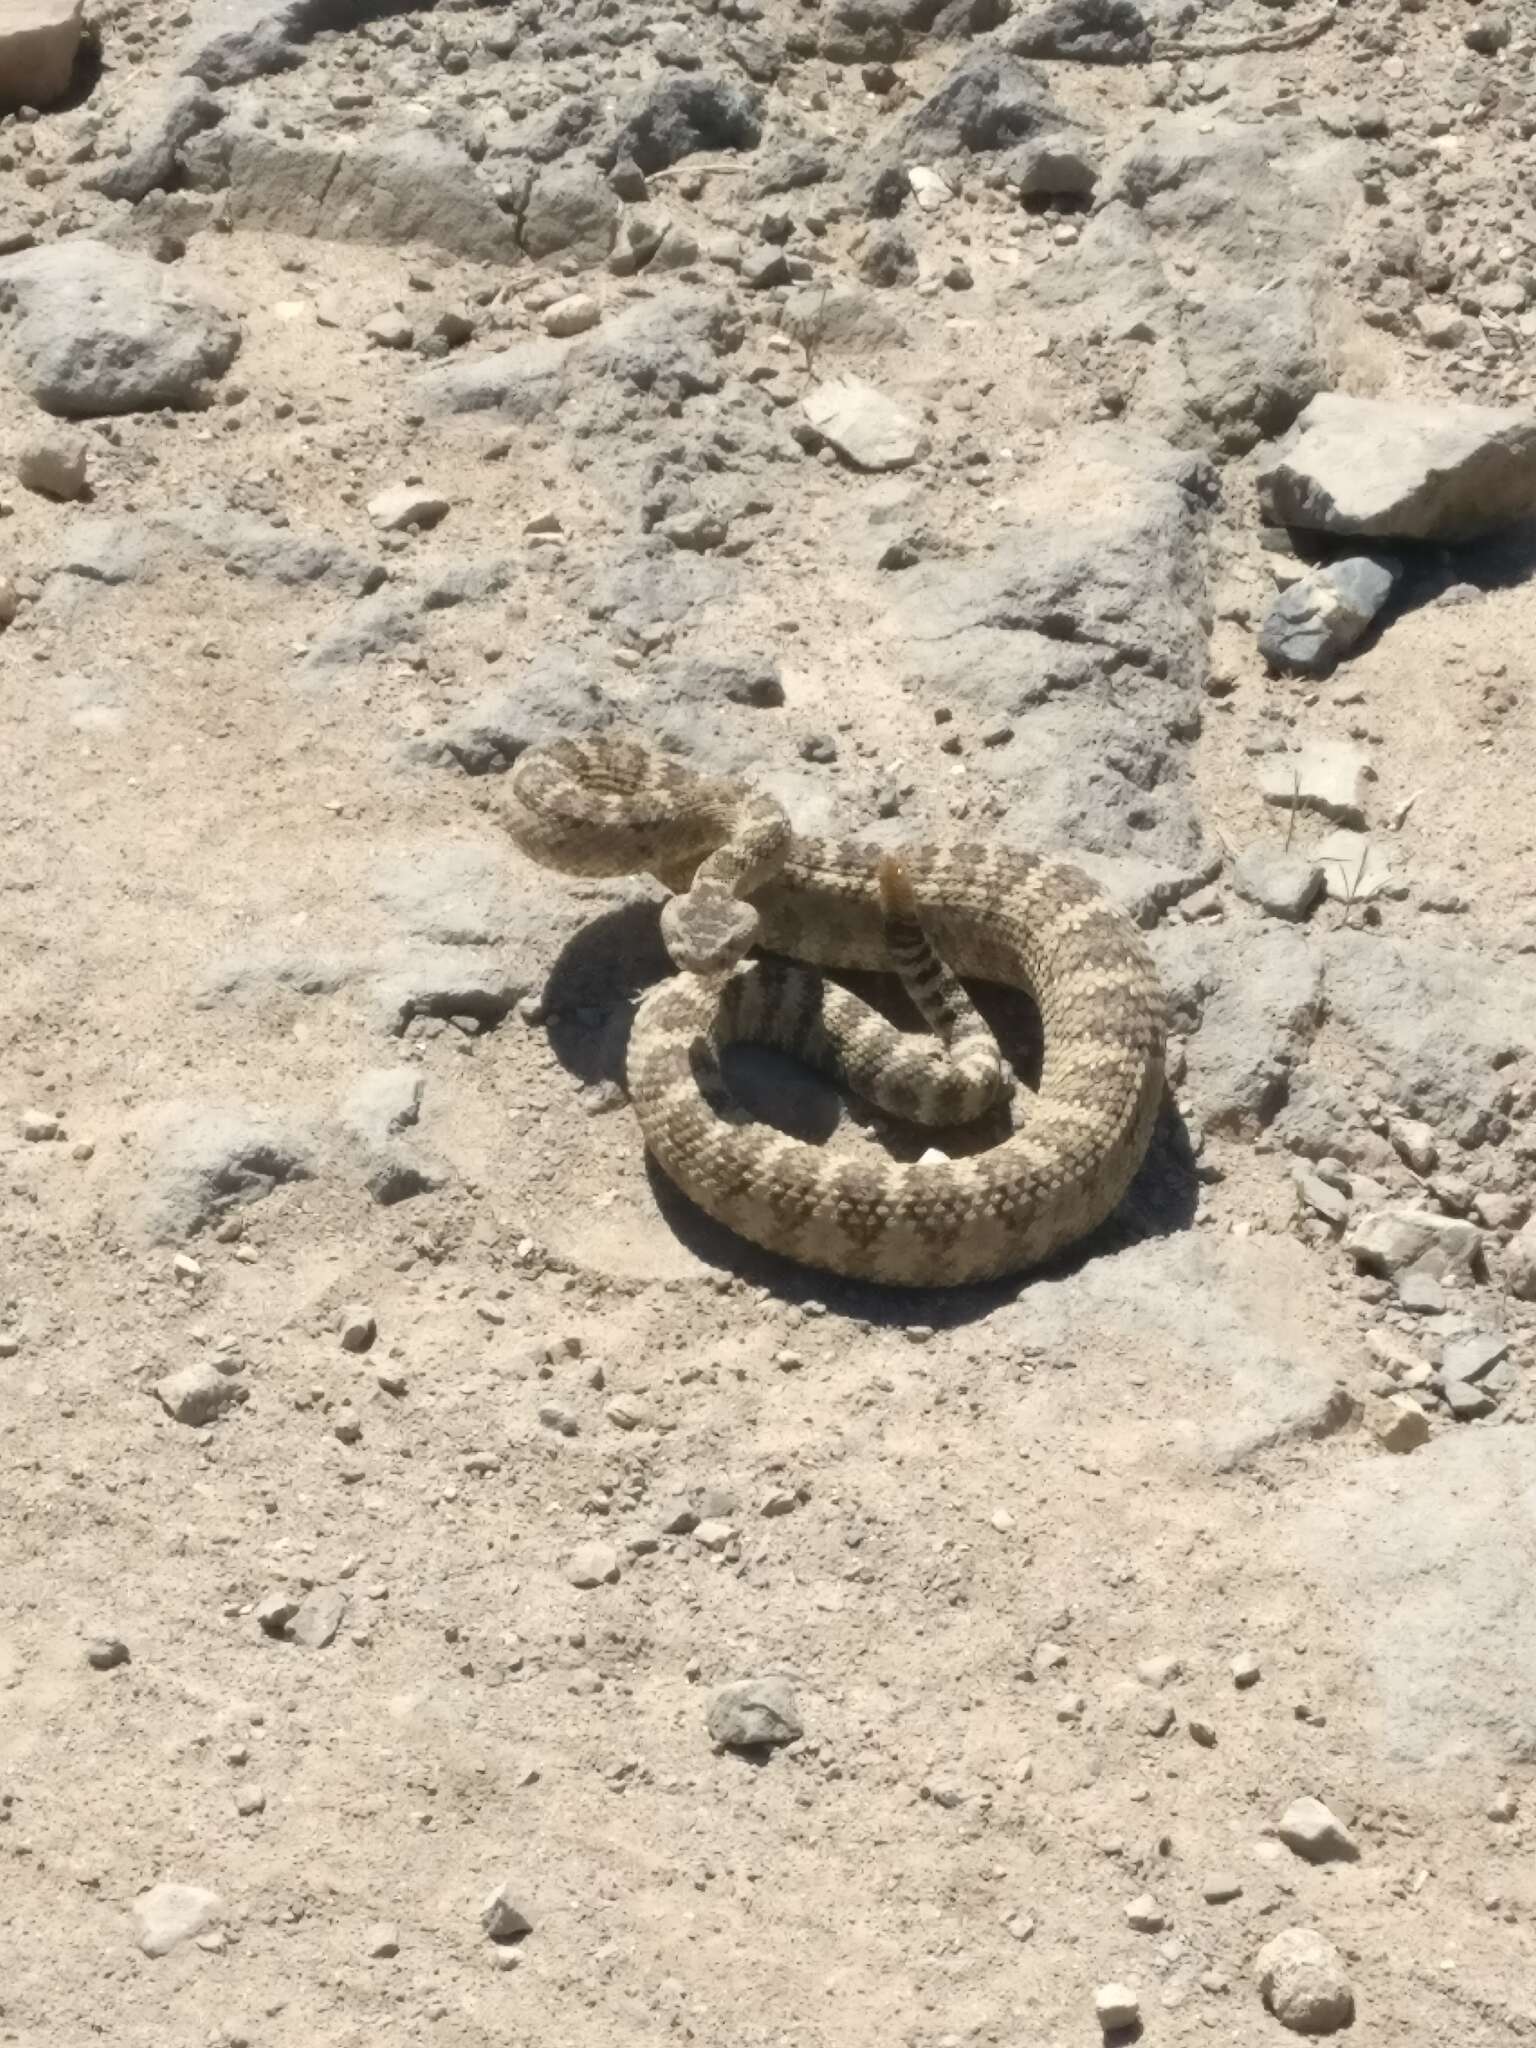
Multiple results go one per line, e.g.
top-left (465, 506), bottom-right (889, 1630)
top-left (504, 734), bottom-right (1167, 1287)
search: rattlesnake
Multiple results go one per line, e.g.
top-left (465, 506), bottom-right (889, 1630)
top-left (504, 734), bottom-right (1167, 1287)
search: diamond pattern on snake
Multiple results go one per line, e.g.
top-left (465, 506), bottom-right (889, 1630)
top-left (504, 734), bottom-right (1167, 1287)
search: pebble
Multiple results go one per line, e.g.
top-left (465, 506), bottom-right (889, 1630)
top-left (1440, 1377), bottom-right (1495, 1422)
top-left (480, 1883), bottom-right (532, 1943)
top-left (288, 1586), bottom-right (348, 1649)
top-left (566, 1541), bottom-right (620, 1588)
top-left (1233, 846), bottom-right (1324, 922)
top-left (17, 431), bottom-right (88, 500)
top-left (1371, 1394), bottom-right (1432, 1453)
top-left (84, 1635), bottom-right (130, 1670)
top-left (1487, 1788), bottom-right (1518, 1822)
top-left (706, 1675), bottom-right (803, 1750)
top-left (1202, 1872), bottom-right (1243, 1903)
top-left (543, 292), bottom-right (600, 338)
top-left (1277, 1796), bottom-right (1359, 1864)
top-left (1094, 1983), bottom-right (1140, 2033)
top-left (233, 1785), bottom-right (266, 1816)
top-left (364, 1921), bottom-right (401, 1958)
top-left (367, 484), bottom-right (450, 531)
top-left (802, 375), bottom-right (922, 472)
top-left (133, 1882), bottom-right (222, 1957)
top-left (338, 1305), bottom-right (376, 1353)
top-left (154, 1360), bottom-right (244, 1426)
top-left (1125, 1893), bottom-right (1165, 1932)
top-left (1255, 1926), bottom-right (1355, 2035)
top-left (1230, 1651), bottom-right (1262, 1689)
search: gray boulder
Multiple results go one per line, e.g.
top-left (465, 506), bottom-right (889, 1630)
top-left (139, 1102), bottom-right (314, 1241)
top-left (900, 49), bottom-right (1076, 156)
top-left (1259, 554), bottom-right (1400, 676)
top-left (89, 83), bottom-right (224, 203)
top-left (1007, 0), bottom-right (1152, 64)
top-left (610, 76), bottom-right (762, 175)
top-left (1258, 393), bottom-right (1536, 542)
top-left (0, 240), bottom-right (241, 416)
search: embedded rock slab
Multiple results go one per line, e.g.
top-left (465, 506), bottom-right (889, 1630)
top-left (0, 240), bottom-right (240, 416)
top-left (1258, 394), bottom-right (1536, 543)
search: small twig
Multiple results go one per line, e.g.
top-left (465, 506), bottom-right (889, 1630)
top-left (1284, 768), bottom-right (1300, 853)
top-left (649, 160), bottom-right (751, 182)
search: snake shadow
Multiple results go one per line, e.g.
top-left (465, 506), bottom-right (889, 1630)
top-left (537, 901), bottom-right (1200, 1329)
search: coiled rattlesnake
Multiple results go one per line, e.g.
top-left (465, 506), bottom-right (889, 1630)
top-left (505, 734), bottom-right (1167, 1287)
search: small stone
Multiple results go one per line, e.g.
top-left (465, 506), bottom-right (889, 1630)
top-left (1255, 1926), bottom-right (1355, 2035)
top-left (365, 310), bottom-right (414, 349)
top-left (480, 1883), bottom-right (532, 1943)
top-left (1231, 1651), bottom-right (1262, 1689)
top-left (1202, 1872), bottom-right (1243, 1903)
top-left (1388, 1117), bottom-right (1437, 1175)
top-left (233, 1785), bottom-right (266, 1816)
top-left (693, 1517), bottom-right (736, 1552)
top-left (1397, 1270), bottom-right (1446, 1316)
top-left (133, 1882), bottom-right (222, 1958)
top-left (1440, 1378), bottom-right (1496, 1422)
top-left (1233, 846), bottom-right (1324, 922)
top-left (566, 1541), bottom-right (620, 1588)
top-left (1277, 1796), bottom-right (1359, 1864)
top-left (365, 1921), bottom-right (401, 1957)
top-left (706, 1675), bottom-right (803, 1750)
top-left (1441, 1332), bottom-right (1509, 1383)
top-left (19, 1108), bottom-right (58, 1141)
top-left (1371, 1394), bottom-right (1431, 1453)
top-left (1137, 1654), bottom-right (1182, 1688)
top-left (1094, 1983), bottom-right (1140, 2033)
top-left (1414, 302), bottom-right (1466, 349)
top-left (1188, 1717), bottom-right (1217, 1747)
top-left (1125, 1893), bottom-right (1164, 1932)
top-left (605, 1394), bottom-right (652, 1431)
top-left (338, 1305), bottom-right (376, 1354)
top-left (85, 1635), bottom-right (130, 1670)
top-left (1487, 1788), bottom-right (1518, 1822)
top-left (368, 485), bottom-right (450, 532)
top-left (255, 1592), bottom-right (300, 1638)
top-left (154, 1360), bottom-right (243, 1427)
top-left (288, 1586), bottom-right (348, 1649)
top-left (17, 431), bottom-right (88, 500)
top-left (543, 292), bottom-right (600, 338)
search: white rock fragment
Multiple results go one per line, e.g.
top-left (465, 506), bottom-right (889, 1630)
top-left (1371, 1394), bottom-right (1431, 1454)
top-left (133, 1882), bottom-right (222, 1957)
top-left (367, 485), bottom-right (451, 531)
top-left (566, 1540), bottom-right (620, 1588)
top-left (16, 431), bottom-right (88, 500)
top-left (802, 376), bottom-right (923, 472)
top-left (1094, 1983), bottom-right (1140, 2033)
top-left (154, 1360), bottom-right (244, 1426)
top-left (1259, 742), bottom-right (1372, 828)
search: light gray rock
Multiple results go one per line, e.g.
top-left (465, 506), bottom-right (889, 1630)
top-left (0, 0), bottom-right (81, 111)
top-left (139, 1101), bottom-right (314, 1241)
top-left (16, 431), bottom-right (87, 500)
top-left (1259, 394), bottom-right (1536, 542)
top-left (1259, 742), bottom-right (1371, 828)
top-left (371, 950), bottom-right (532, 1039)
top-left (133, 1882), bottom-right (222, 1958)
top-left (49, 507), bottom-right (376, 594)
top-left (543, 292), bottom-right (601, 338)
top-left (1503, 1218), bottom-right (1536, 1301)
top-left (566, 1541), bottom-right (620, 1588)
top-left (1255, 1927), bottom-right (1355, 2035)
top-left (1007, 0), bottom-right (1151, 63)
top-left (1232, 846), bottom-right (1324, 922)
top-left (1311, 829), bottom-right (1392, 904)
top-left (1440, 1377), bottom-right (1495, 1422)
top-left (707, 1675), bottom-right (804, 1749)
top-left (802, 376), bottom-right (922, 471)
top-left (420, 651), bottom-right (617, 776)
top-left (341, 1070), bottom-right (423, 1148)
top-left (520, 164), bottom-right (620, 265)
top-left (0, 240), bottom-right (241, 416)
top-left (777, 283), bottom-right (907, 355)
top-left (1258, 555), bottom-right (1400, 677)
top-left (1371, 1395), bottom-right (1431, 1454)
top-left (1277, 1796), bottom-right (1359, 1864)
top-left (155, 1360), bottom-right (245, 1426)
top-left (1011, 136), bottom-right (1100, 196)
top-left (1157, 926), bottom-right (1323, 1134)
top-left (1346, 1208), bottom-right (1481, 1281)
top-left (1294, 1431), bottom-right (1536, 1761)
top-left (289, 1586), bottom-right (347, 1648)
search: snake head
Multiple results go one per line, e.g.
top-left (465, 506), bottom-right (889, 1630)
top-left (660, 880), bottom-right (761, 975)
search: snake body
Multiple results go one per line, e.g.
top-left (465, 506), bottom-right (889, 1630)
top-left (505, 735), bottom-right (1167, 1287)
